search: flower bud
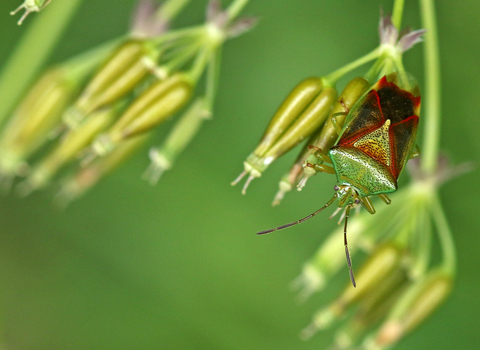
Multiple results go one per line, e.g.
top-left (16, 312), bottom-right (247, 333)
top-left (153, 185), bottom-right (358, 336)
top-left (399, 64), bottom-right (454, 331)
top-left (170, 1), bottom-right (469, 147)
top-left (18, 107), bottom-right (116, 195)
top-left (292, 216), bottom-right (370, 302)
top-left (331, 268), bottom-right (410, 349)
top-left (233, 79), bottom-right (336, 193)
top-left (300, 77), bottom-right (370, 188)
top-left (88, 73), bottom-right (193, 158)
top-left (372, 268), bottom-right (452, 348)
top-left (56, 134), bottom-right (149, 206)
top-left (10, 0), bottom-right (51, 25)
top-left (64, 40), bottom-right (161, 129)
top-left (300, 244), bottom-right (403, 339)
top-left (0, 67), bottom-right (75, 182)
top-left (254, 77), bottom-right (323, 157)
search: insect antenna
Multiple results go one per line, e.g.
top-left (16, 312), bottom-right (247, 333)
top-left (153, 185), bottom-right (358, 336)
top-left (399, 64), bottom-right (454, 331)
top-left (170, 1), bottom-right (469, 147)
top-left (257, 194), bottom-right (336, 235)
top-left (343, 205), bottom-right (356, 287)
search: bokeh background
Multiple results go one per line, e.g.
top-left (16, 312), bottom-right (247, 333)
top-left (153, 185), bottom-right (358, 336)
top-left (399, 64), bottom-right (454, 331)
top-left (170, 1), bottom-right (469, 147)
top-left (0, 0), bottom-right (479, 349)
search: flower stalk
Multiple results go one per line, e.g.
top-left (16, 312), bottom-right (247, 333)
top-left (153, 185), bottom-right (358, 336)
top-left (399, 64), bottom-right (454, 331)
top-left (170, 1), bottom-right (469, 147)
top-left (0, 0), bottom-right (84, 126)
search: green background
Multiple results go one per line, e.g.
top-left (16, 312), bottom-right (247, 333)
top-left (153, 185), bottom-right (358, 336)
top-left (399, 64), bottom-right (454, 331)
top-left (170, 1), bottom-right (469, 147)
top-left (0, 0), bottom-right (479, 349)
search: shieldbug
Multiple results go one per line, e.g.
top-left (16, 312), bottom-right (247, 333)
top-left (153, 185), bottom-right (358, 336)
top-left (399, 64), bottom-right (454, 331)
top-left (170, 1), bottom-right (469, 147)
top-left (257, 72), bottom-right (421, 287)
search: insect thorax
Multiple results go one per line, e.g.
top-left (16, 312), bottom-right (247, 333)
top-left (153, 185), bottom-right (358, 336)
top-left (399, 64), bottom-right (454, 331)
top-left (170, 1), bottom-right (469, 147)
top-left (328, 146), bottom-right (397, 197)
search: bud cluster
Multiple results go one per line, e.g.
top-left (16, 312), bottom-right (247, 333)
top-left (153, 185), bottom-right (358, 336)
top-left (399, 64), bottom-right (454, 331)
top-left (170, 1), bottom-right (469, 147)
top-left (0, 0), bottom-right (255, 204)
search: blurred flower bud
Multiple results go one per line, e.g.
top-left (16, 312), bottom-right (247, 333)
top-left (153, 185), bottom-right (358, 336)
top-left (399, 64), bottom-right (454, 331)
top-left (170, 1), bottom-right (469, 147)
top-left (370, 268), bottom-right (452, 349)
top-left (64, 39), bottom-right (161, 129)
top-left (232, 78), bottom-right (336, 193)
top-left (18, 107), bottom-right (116, 195)
top-left (301, 244), bottom-right (403, 339)
top-left (10, 0), bottom-right (52, 25)
top-left (0, 67), bottom-right (76, 185)
top-left (331, 268), bottom-right (409, 349)
top-left (88, 73), bottom-right (193, 159)
top-left (56, 134), bottom-right (149, 207)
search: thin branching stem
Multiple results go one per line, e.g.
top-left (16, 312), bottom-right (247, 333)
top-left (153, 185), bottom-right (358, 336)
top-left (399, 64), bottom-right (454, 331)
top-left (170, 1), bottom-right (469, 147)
top-left (392, 0), bottom-right (405, 29)
top-left (0, 0), bottom-right (84, 126)
top-left (226, 0), bottom-right (250, 23)
top-left (430, 193), bottom-right (456, 274)
top-left (156, 0), bottom-right (192, 23)
top-left (420, 0), bottom-right (441, 175)
top-left (325, 48), bottom-right (382, 85)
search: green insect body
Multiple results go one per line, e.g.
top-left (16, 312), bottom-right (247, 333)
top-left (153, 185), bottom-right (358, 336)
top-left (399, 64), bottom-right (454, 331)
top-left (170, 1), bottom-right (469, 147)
top-left (329, 72), bottom-right (420, 210)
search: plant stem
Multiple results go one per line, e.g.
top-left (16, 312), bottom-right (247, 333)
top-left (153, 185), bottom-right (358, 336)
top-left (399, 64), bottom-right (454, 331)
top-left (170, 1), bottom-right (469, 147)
top-left (226, 0), bottom-right (250, 22)
top-left (325, 48), bottom-right (382, 85)
top-left (0, 0), bottom-right (83, 127)
top-left (156, 0), bottom-right (192, 23)
top-left (430, 193), bottom-right (456, 274)
top-left (420, 0), bottom-right (441, 175)
top-left (205, 47), bottom-right (222, 113)
top-left (391, 0), bottom-right (405, 29)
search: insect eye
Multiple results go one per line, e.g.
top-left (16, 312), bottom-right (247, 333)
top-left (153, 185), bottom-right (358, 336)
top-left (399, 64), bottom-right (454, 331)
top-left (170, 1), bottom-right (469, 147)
top-left (334, 185), bottom-right (340, 191)
top-left (354, 198), bottom-right (360, 204)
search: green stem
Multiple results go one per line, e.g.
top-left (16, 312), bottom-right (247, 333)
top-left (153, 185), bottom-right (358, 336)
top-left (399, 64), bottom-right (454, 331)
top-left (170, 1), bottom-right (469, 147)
top-left (0, 0), bottom-right (83, 127)
top-left (391, 0), bottom-right (405, 29)
top-left (420, 0), bottom-right (441, 175)
top-left (204, 47), bottom-right (222, 113)
top-left (188, 47), bottom-right (212, 83)
top-left (152, 26), bottom-right (204, 46)
top-left (430, 192), bottom-right (456, 274)
top-left (226, 0), bottom-right (250, 22)
top-left (325, 47), bottom-right (382, 85)
top-left (156, 0), bottom-right (192, 23)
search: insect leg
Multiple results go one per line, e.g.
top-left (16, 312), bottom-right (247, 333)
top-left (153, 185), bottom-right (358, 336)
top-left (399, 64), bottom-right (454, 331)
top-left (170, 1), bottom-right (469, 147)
top-left (307, 145), bottom-right (332, 163)
top-left (377, 193), bottom-right (391, 205)
top-left (257, 194), bottom-right (336, 235)
top-left (331, 114), bottom-right (346, 135)
top-left (360, 196), bottom-right (376, 214)
top-left (344, 205), bottom-right (356, 288)
top-left (305, 162), bottom-right (336, 174)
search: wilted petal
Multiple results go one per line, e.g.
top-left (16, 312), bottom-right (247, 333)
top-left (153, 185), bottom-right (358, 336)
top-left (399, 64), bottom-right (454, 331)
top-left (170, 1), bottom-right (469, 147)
top-left (227, 17), bottom-right (259, 38)
top-left (131, 0), bottom-right (168, 38)
top-left (379, 12), bottom-right (398, 46)
top-left (206, 0), bottom-right (222, 22)
top-left (397, 29), bottom-right (427, 52)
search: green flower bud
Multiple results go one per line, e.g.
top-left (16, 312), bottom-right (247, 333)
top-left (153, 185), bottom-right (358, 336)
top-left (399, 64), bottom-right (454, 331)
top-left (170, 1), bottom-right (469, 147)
top-left (300, 77), bottom-right (370, 188)
top-left (64, 40), bottom-right (161, 129)
top-left (263, 86), bottom-right (336, 160)
top-left (56, 134), bottom-right (149, 207)
top-left (10, 0), bottom-right (52, 25)
top-left (301, 244), bottom-right (403, 339)
top-left (254, 77), bottom-right (323, 157)
top-left (0, 67), bottom-right (76, 182)
top-left (372, 269), bottom-right (452, 348)
top-left (18, 107), bottom-right (116, 195)
top-left (292, 218), bottom-right (369, 302)
top-left (331, 269), bottom-right (410, 349)
top-left (233, 78), bottom-right (336, 193)
top-left (89, 73), bottom-right (193, 158)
